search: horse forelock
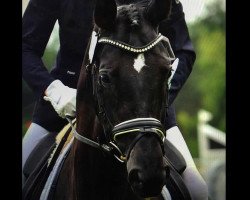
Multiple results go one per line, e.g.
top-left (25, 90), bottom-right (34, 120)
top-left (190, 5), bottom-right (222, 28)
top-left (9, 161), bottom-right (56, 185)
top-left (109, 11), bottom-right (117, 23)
top-left (117, 0), bottom-right (149, 28)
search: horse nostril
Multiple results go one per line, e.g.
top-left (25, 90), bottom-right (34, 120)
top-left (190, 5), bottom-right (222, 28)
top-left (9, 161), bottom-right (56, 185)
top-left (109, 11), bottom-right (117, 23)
top-left (128, 169), bottom-right (140, 184)
top-left (128, 168), bottom-right (167, 197)
top-left (128, 169), bottom-right (144, 192)
top-left (129, 169), bottom-right (144, 186)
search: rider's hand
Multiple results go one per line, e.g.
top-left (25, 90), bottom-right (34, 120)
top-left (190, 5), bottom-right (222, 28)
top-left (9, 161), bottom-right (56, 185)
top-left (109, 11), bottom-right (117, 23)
top-left (43, 80), bottom-right (76, 119)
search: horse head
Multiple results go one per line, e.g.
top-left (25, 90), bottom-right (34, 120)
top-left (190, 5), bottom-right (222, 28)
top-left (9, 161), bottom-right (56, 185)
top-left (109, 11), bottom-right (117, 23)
top-left (77, 0), bottom-right (173, 198)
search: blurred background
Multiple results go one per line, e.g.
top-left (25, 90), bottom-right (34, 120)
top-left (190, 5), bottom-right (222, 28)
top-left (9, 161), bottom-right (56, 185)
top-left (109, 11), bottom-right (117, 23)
top-left (22, 0), bottom-right (226, 199)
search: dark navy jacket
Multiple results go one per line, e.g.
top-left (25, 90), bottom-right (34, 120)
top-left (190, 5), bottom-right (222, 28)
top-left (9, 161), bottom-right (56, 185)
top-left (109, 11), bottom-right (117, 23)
top-left (22, 0), bottom-right (195, 132)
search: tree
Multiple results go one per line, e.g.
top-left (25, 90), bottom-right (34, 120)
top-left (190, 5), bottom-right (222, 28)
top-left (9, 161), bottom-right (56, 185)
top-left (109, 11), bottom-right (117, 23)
top-left (175, 0), bottom-right (226, 157)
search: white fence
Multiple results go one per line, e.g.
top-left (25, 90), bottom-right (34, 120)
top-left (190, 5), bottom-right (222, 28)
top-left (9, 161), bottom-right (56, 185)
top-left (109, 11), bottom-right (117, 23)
top-left (197, 109), bottom-right (226, 200)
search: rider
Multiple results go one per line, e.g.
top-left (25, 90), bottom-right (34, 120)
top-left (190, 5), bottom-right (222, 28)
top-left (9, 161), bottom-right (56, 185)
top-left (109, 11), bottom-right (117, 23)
top-left (22, 0), bottom-right (208, 199)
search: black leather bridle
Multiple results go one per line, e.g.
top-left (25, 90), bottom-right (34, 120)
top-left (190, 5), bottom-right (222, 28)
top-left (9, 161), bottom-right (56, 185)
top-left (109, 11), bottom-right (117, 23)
top-left (68, 29), bottom-right (175, 163)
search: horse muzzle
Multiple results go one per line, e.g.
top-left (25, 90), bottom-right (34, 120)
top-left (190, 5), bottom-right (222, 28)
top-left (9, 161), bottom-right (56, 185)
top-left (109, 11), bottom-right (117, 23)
top-left (111, 117), bottom-right (169, 197)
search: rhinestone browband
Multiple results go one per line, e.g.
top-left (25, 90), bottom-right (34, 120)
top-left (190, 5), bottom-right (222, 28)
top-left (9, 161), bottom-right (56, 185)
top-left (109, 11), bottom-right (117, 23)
top-left (98, 33), bottom-right (165, 53)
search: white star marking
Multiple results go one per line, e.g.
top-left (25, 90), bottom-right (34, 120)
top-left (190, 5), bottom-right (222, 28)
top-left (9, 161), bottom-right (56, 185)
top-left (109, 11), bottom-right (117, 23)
top-left (133, 53), bottom-right (145, 73)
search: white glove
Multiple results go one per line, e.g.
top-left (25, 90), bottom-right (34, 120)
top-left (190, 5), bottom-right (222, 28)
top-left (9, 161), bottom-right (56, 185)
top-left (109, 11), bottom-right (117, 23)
top-left (168, 58), bottom-right (179, 88)
top-left (43, 80), bottom-right (76, 118)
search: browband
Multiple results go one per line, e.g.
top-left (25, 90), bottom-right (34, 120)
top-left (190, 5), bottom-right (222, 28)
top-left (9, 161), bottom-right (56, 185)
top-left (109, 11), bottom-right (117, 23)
top-left (98, 33), bottom-right (175, 59)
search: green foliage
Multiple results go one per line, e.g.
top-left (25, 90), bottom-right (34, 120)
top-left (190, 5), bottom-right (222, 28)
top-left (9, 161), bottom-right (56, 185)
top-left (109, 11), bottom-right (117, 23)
top-left (42, 25), bottom-right (59, 71)
top-left (175, 1), bottom-right (225, 156)
top-left (177, 111), bottom-right (198, 157)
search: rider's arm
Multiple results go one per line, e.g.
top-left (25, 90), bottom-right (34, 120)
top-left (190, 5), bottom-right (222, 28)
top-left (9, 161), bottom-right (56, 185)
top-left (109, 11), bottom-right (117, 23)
top-left (22, 0), bottom-right (60, 98)
top-left (159, 0), bottom-right (196, 106)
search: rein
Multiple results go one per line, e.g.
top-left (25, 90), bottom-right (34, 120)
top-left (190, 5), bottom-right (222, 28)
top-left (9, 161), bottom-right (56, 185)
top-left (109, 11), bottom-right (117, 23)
top-left (66, 117), bottom-right (125, 162)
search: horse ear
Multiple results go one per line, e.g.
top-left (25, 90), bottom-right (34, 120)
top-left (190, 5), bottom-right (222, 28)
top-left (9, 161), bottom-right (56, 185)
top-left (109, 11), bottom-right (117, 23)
top-left (94, 0), bottom-right (117, 30)
top-left (145, 0), bottom-right (171, 25)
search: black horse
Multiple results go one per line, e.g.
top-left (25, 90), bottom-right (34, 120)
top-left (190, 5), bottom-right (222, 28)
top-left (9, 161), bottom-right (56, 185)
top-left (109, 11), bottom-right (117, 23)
top-left (55, 0), bottom-right (173, 199)
top-left (25, 0), bottom-right (191, 199)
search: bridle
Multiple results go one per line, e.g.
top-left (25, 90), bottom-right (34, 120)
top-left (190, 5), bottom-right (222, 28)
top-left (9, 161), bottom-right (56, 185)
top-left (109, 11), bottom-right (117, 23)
top-left (68, 29), bottom-right (175, 163)
top-left (112, 118), bottom-right (166, 161)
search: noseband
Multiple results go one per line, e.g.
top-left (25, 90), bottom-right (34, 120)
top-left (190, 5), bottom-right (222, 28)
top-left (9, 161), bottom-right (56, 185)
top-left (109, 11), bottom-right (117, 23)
top-left (112, 118), bottom-right (166, 160)
top-left (70, 29), bottom-right (175, 163)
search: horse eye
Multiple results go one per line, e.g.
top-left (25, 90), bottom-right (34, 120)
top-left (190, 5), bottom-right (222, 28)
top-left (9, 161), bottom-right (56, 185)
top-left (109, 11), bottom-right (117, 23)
top-left (99, 74), bottom-right (111, 87)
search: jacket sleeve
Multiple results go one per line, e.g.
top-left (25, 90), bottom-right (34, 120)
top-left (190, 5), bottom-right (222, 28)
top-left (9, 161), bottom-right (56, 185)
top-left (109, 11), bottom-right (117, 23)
top-left (159, 0), bottom-right (196, 106)
top-left (22, 0), bottom-right (60, 98)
